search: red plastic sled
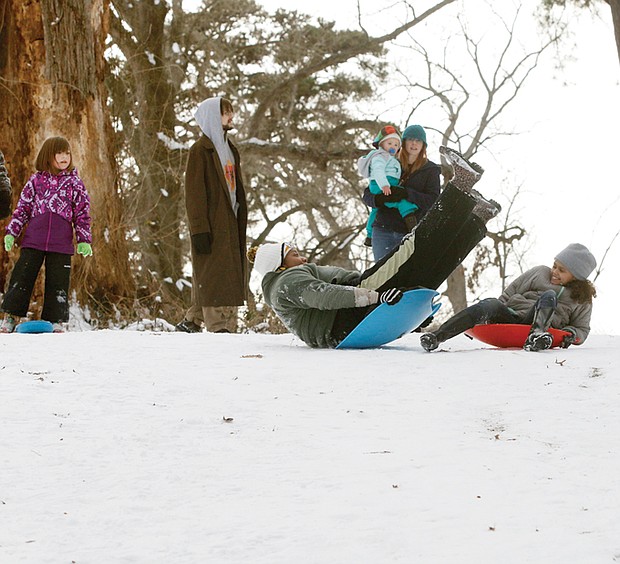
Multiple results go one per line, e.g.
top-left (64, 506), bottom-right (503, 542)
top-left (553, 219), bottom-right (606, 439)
top-left (464, 324), bottom-right (571, 349)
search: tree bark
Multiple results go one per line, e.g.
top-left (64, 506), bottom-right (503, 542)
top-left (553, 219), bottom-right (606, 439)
top-left (608, 0), bottom-right (620, 65)
top-left (443, 265), bottom-right (468, 313)
top-left (0, 0), bottom-right (133, 318)
top-left (108, 0), bottom-right (183, 293)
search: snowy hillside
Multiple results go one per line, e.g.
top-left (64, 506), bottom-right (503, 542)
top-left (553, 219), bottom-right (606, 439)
top-left (1, 330), bottom-right (619, 563)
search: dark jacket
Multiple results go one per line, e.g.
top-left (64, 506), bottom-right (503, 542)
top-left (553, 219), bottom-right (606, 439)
top-left (185, 135), bottom-right (248, 306)
top-left (363, 159), bottom-right (440, 234)
top-left (0, 150), bottom-right (12, 219)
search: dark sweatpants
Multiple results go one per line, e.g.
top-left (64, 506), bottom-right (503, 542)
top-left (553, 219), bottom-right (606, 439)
top-left (331, 183), bottom-right (486, 343)
top-left (433, 290), bottom-right (558, 343)
top-left (359, 182), bottom-right (485, 291)
top-left (2, 247), bottom-right (72, 322)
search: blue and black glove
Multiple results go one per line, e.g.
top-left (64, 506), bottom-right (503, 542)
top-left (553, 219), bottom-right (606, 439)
top-left (379, 288), bottom-right (404, 306)
top-left (192, 233), bottom-right (212, 254)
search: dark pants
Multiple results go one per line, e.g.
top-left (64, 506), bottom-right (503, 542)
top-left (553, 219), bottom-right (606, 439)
top-left (331, 183), bottom-right (486, 344)
top-left (434, 289), bottom-right (558, 344)
top-left (2, 247), bottom-right (72, 322)
top-left (371, 226), bottom-right (406, 262)
top-left (359, 182), bottom-right (485, 291)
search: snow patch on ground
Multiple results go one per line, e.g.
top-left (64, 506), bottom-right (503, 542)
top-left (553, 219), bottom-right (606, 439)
top-left (1, 331), bottom-right (618, 562)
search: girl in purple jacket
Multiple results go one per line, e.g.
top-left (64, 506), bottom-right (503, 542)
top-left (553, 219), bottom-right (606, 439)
top-left (1, 137), bottom-right (92, 333)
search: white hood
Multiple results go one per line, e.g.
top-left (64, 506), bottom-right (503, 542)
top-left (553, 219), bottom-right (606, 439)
top-left (357, 148), bottom-right (388, 179)
top-left (193, 97), bottom-right (235, 170)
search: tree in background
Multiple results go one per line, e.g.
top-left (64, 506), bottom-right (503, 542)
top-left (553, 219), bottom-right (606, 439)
top-left (0, 0), bottom-right (133, 322)
top-left (540, 0), bottom-right (620, 64)
top-left (393, 4), bottom-right (563, 314)
top-left (1, 0), bottom-right (567, 329)
top-left (103, 0), bottom-right (457, 325)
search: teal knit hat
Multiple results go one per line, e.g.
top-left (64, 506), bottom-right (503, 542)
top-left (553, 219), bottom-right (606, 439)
top-left (402, 124), bottom-right (427, 147)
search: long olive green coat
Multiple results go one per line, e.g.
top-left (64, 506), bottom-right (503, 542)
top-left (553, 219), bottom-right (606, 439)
top-left (184, 135), bottom-right (248, 306)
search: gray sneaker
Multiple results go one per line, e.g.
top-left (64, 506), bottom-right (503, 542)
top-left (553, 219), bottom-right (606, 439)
top-left (0, 315), bottom-right (16, 333)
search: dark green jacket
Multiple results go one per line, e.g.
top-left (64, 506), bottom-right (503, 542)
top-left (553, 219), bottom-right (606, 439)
top-left (262, 263), bottom-right (361, 348)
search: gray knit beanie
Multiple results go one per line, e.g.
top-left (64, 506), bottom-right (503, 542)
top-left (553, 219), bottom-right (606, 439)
top-left (555, 243), bottom-right (596, 280)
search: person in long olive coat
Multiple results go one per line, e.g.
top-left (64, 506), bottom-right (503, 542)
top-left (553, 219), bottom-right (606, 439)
top-left (176, 97), bottom-right (248, 333)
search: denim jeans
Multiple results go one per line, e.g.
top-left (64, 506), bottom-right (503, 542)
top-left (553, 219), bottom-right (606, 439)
top-left (371, 226), bottom-right (406, 262)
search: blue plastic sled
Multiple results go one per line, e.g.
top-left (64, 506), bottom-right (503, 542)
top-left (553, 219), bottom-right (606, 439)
top-left (15, 320), bottom-right (54, 334)
top-left (336, 288), bottom-right (441, 349)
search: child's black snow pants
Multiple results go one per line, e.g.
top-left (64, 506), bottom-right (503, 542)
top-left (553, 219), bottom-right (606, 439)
top-left (2, 247), bottom-right (72, 322)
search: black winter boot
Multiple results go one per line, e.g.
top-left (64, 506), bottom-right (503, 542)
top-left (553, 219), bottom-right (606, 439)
top-left (404, 214), bottom-right (417, 232)
top-left (439, 146), bottom-right (482, 193)
top-left (420, 332), bottom-right (439, 352)
top-left (471, 197), bottom-right (502, 223)
top-left (524, 332), bottom-right (553, 352)
top-left (523, 290), bottom-right (557, 351)
top-left (175, 319), bottom-right (202, 333)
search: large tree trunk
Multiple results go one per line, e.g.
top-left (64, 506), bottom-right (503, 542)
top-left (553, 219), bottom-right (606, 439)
top-left (444, 264), bottom-right (468, 314)
top-left (0, 0), bottom-right (133, 319)
top-left (608, 0), bottom-right (620, 65)
top-left (108, 0), bottom-right (183, 295)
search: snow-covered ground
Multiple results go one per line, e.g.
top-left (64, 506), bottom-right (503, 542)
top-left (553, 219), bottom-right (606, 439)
top-left (1, 330), bottom-right (618, 563)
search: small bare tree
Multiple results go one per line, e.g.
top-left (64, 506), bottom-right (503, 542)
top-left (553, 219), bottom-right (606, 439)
top-left (395, 3), bottom-right (564, 312)
top-left (541, 0), bottom-right (620, 66)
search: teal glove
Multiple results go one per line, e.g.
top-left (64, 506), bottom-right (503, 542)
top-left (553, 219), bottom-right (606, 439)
top-left (77, 242), bottom-right (93, 257)
top-left (4, 234), bottom-right (14, 252)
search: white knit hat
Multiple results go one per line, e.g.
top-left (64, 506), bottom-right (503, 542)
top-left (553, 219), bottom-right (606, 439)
top-left (555, 243), bottom-right (596, 280)
top-left (253, 242), bottom-right (292, 277)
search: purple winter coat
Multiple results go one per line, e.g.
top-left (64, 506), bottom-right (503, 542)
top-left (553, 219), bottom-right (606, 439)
top-left (6, 169), bottom-right (92, 255)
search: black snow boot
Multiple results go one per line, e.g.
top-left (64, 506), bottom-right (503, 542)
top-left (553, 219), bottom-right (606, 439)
top-left (524, 332), bottom-right (553, 352)
top-left (439, 146), bottom-right (482, 193)
top-left (404, 214), bottom-right (417, 232)
top-left (523, 290), bottom-right (557, 352)
top-left (420, 332), bottom-right (438, 352)
top-left (175, 319), bottom-right (202, 333)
